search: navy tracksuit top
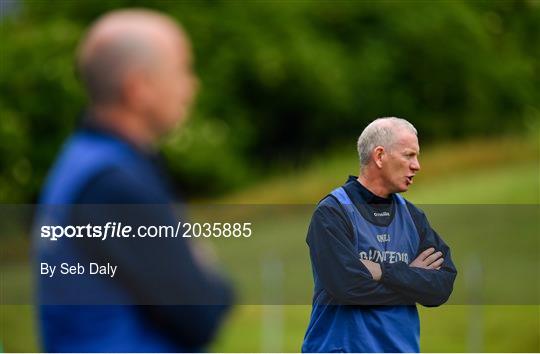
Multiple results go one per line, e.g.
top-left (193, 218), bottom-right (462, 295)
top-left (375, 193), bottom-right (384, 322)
top-left (302, 177), bottom-right (457, 352)
top-left (36, 125), bottom-right (233, 352)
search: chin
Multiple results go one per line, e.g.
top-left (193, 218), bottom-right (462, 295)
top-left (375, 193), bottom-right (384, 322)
top-left (397, 185), bottom-right (409, 193)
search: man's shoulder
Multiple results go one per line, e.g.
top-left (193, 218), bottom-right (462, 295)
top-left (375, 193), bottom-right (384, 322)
top-left (307, 192), bottom-right (353, 242)
top-left (76, 165), bottom-right (170, 204)
top-left (42, 130), bottom-right (170, 204)
top-left (398, 195), bottom-right (430, 237)
top-left (399, 195), bottom-right (427, 218)
top-left (47, 131), bottom-right (141, 184)
top-left (317, 192), bottom-right (343, 210)
top-left (312, 192), bottom-right (350, 224)
top-left (76, 167), bottom-right (140, 202)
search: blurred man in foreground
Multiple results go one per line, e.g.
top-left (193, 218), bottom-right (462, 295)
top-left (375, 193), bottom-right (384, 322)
top-left (36, 9), bottom-right (233, 352)
top-left (302, 117), bottom-right (457, 352)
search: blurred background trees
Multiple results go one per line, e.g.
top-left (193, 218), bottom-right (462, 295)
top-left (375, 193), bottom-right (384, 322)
top-left (1, 0), bottom-right (538, 202)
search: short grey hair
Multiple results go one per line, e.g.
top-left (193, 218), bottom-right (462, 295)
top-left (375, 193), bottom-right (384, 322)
top-left (357, 117), bottom-right (417, 166)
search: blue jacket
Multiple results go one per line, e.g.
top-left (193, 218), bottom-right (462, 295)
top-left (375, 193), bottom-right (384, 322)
top-left (36, 126), bottom-right (232, 352)
top-left (302, 177), bottom-right (457, 352)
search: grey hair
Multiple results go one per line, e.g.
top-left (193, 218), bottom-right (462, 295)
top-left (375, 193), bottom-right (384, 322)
top-left (357, 117), bottom-right (417, 166)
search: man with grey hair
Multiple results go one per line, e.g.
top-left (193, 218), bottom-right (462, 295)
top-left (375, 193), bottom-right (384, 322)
top-left (37, 9), bottom-right (232, 352)
top-left (302, 117), bottom-right (457, 352)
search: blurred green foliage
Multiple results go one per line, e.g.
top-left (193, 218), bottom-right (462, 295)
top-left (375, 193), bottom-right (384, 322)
top-left (1, 0), bottom-right (539, 202)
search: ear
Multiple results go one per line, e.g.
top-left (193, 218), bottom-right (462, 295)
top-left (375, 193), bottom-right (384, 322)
top-left (373, 146), bottom-right (385, 168)
top-left (121, 69), bottom-right (152, 112)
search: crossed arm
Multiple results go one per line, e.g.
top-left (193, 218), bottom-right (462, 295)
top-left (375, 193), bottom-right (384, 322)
top-left (307, 198), bottom-right (457, 307)
top-left (362, 247), bottom-right (444, 281)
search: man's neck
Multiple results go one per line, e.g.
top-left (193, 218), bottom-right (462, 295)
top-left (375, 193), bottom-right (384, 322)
top-left (357, 171), bottom-right (391, 199)
top-left (89, 106), bottom-right (157, 150)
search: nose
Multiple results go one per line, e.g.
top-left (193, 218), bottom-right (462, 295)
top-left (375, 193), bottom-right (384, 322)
top-left (411, 157), bottom-right (421, 172)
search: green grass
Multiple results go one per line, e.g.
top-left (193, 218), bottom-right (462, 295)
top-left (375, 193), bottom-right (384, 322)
top-left (211, 305), bottom-right (540, 352)
top-left (2, 304), bottom-right (538, 352)
top-left (219, 135), bottom-right (539, 204)
top-left (406, 161), bottom-right (539, 204)
top-left (1, 135), bottom-right (539, 352)
top-left (0, 305), bottom-right (39, 352)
